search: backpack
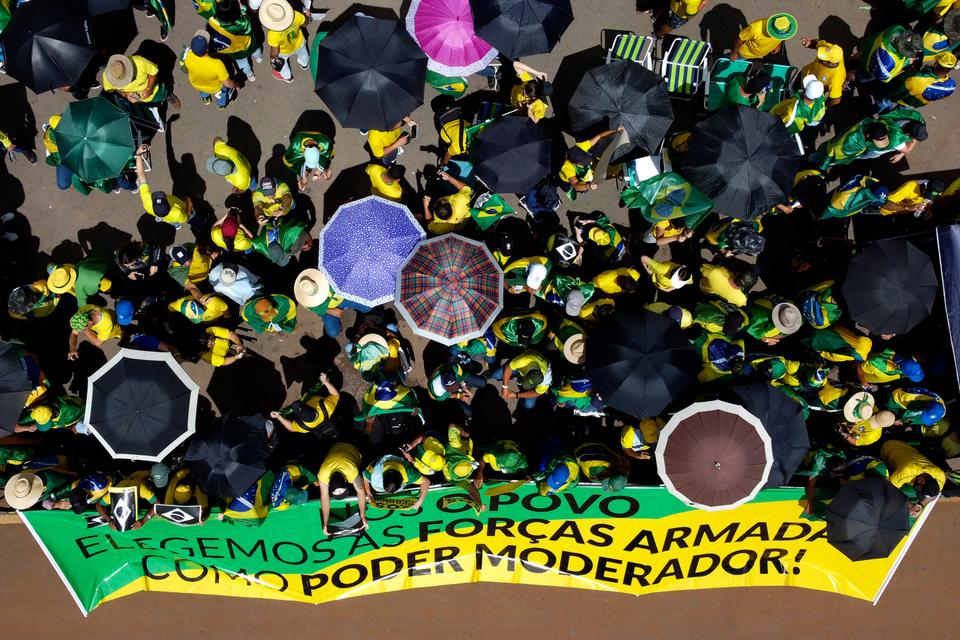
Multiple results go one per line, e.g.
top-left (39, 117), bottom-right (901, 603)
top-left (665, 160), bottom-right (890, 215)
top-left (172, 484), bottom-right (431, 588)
top-left (724, 221), bottom-right (766, 256)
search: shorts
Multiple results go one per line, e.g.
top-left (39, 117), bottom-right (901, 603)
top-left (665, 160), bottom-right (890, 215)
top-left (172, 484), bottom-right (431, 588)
top-left (665, 12), bottom-right (689, 29)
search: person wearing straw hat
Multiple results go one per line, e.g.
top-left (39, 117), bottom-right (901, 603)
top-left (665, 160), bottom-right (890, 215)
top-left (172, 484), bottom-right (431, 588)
top-left (261, 0), bottom-right (312, 83)
top-left (769, 75), bottom-right (827, 135)
top-left (4, 468), bottom-right (75, 511)
top-left (799, 38), bottom-right (847, 106)
top-left (102, 54), bottom-right (178, 107)
top-left (843, 391), bottom-right (876, 424)
top-left (46, 255), bottom-right (112, 306)
top-left (549, 318), bottom-right (587, 364)
top-left (242, 293), bottom-right (298, 334)
top-left (745, 298), bottom-right (802, 345)
top-left (840, 410), bottom-right (896, 447)
top-left (858, 25), bottom-right (924, 84)
top-left (67, 305), bottom-right (123, 360)
top-left (183, 30), bottom-right (238, 109)
top-left (294, 268), bottom-right (369, 338)
top-left (208, 138), bottom-right (256, 193)
top-left (284, 130), bottom-right (335, 190)
top-left (730, 13), bottom-right (798, 60)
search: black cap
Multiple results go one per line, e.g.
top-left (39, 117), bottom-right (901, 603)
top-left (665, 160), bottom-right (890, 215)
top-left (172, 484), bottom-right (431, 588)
top-left (151, 191), bottom-right (171, 216)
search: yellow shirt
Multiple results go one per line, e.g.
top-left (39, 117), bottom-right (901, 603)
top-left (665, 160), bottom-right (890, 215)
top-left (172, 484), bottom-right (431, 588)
top-left (200, 326), bottom-right (233, 366)
top-left (510, 71), bottom-right (548, 120)
top-left (139, 184), bottom-right (189, 224)
top-left (428, 186), bottom-right (472, 234)
top-left (183, 51), bottom-right (229, 94)
top-left (266, 11), bottom-right (306, 55)
top-left (699, 264), bottom-right (747, 307)
top-left (212, 140), bottom-right (252, 192)
top-left (932, 0), bottom-right (960, 17)
top-left (210, 225), bottom-right (253, 252)
top-left (880, 180), bottom-right (924, 215)
top-left (440, 120), bottom-right (467, 156)
top-left (318, 443), bottom-right (362, 484)
top-left (592, 267), bottom-right (642, 295)
top-left (366, 164), bottom-right (403, 200)
top-left (646, 258), bottom-right (683, 291)
top-left (0, 130), bottom-right (11, 148)
top-left (881, 440), bottom-right (946, 490)
top-left (737, 19), bottom-right (783, 59)
top-left (253, 182), bottom-right (292, 216)
top-left (79, 305), bottom-right (122, 342)
top-left (102, 56), bottom-right (159, 100)
top-left (848, 418), bottom-right (884, 446)
top-left (508, 350), bottom-right (552, 395)
top-left (559, 141), bottom-right (594, 185)
top-left (800, 55), bottom-right (846, 101)
top-left (287, 393), bottom-right (339, 433)
top-left (670, 0), bottom-right (704, 18)
top-left (368, 128), bottom-right (403, 158)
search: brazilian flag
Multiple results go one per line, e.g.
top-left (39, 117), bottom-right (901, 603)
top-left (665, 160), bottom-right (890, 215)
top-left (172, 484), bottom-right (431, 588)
top-left (426, 70), bottom-right (468, 98)
top-left (470, 193), bottom-right (515, 231)
top-left (620, 172), bottom-right (714, 229)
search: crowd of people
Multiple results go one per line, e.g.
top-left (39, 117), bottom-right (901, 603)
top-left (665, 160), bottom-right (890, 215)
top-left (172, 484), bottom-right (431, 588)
top-left (1, 0), bottom-right (959, 534)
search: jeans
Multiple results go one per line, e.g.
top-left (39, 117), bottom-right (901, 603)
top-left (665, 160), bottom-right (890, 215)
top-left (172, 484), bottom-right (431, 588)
top-left (200, 87), bottom-right (232, 108)
top-left (322, 300), bottom-right (373, 337)
top-left (381, 148), bottom-right (399, 165)
top-left (116, 173), bottom-right (137, 191)
top-left (55, 164), bottom-right (74, 190)
top-left (278, 42), bottom-right (310, 80)
top-left (236, 56), bottom-right (254, 78)
top-left (491, 366), bottom-right (539, 409)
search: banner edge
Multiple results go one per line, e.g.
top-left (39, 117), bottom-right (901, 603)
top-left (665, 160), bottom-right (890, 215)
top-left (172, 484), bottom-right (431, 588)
top-left (871, 495), bottom-right (939, 606)
top-left (19, 512), bottom-right (90, 617)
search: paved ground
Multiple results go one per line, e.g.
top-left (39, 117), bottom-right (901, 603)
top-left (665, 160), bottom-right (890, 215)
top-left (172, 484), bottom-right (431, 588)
top-left (0, 0), bottom-right (958, 636)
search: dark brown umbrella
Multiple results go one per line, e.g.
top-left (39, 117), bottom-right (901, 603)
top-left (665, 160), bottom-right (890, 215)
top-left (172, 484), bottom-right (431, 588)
top-left (656, 400), bottom-right (773, 510)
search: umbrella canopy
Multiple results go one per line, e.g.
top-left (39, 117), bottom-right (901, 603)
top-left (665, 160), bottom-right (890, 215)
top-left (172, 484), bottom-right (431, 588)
top-left (473, 116), bottom-right (551, 194)
top-left (727, 383), bottom-right (809, 487)
top-left (469, 0), bottom-right (573, 59)
top-left (841, 239), bottom-right (938, 335)
top-left (568, 60), bottom-right (674, 158)
top-left (53, 97), bottom-right (135, 182)
top-left (0, 341), bottom-right (34, 437)
top-left (319, 196), bottom-right (426, 307)
top-left (586, 310), bottom-right (700, 418)
top-left (185, 414), bottom-right (268, 498)
top-left (84, 349), bottom-right (200, 462)
top-left (0, 0), bottom-right (97, 93)
top-left (656, 400), bottom-right (773, 510)
top-left (826, 477), bottom-right (910, 561)
top-left (82, 0), bottom-right (132, 16)
top-left (406, 0), bottom-right (498, 76)
top-left (682, 106), bottom-right (798, 220)
top-left (313, 16), bottom-right (427, 131)
top-left (396, 235), bottom-right (504, 345)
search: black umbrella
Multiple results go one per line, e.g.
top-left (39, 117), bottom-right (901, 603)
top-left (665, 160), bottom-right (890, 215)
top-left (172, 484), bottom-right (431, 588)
top-left (82, 0), bottom-right (132, 16)
top-left (681, 106), bottom-right (798, 220)
top-left (586, 310), bottom-right (700, 418)
top-left (841, 239), bottom-right (938, 335)
top-left (85, 349), bottom-right (200, 462)
top-left (0, 0), bottom-right (97, 93)
top-left (826, 477), bottom-right (910, 561)
top-left (473, 116), bottom-right (551, 194)
top-left (568, 60), bottom-right (673, 158)
top-left (727, 383), bottom-right (809, 487)
top-left (470, 0), bottom-right (574, 59)
top-left (313, 16), bottom-right (427, 131)
top-left (0, 341), bottom-right (34, 437)
top-left (185, 414), bottom-right (268, 498)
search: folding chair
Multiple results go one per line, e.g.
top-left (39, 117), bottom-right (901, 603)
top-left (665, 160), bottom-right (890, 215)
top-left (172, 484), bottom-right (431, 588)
top-left (704, 58), bottom-right (752, 111)
top-left (661, 37), bottom-right (711, 100)
top-left (759, 63), bottom-right (798, 112)
top-left (605, 32), bottom-right (656, 71)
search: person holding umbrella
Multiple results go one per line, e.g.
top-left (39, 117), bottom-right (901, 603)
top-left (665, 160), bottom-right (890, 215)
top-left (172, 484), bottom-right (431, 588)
top-left (102, 54), bottom-right (179, 109)
top-left (558, 127), bottom-right (623, 196)
top-left (260, 0), bottom-right (311, 83)
top-left (730, 13), bottom-right (798, 61)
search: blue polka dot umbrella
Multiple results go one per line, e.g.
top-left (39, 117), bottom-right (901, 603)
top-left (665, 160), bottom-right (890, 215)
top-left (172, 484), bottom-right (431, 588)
top-left (318, 196), bottom-right (426, 307)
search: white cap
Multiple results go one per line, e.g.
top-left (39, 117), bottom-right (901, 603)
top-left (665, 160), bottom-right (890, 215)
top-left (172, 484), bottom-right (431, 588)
top-left (526, 263), bottom-right (548, 289)
top-left (802, 74), bottom-right (824, 100)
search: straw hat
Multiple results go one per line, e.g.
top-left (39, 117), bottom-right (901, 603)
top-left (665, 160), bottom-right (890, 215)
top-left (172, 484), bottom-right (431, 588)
top-left (771, 302), bottom-right (802, 335)
top-left (562, 333), bottom-right (586, 364)
top-left (843, 391), bottom-right (875, 423)
top-left (357, 333), bottom-right (389, 349)
top-left (104, 55), bottom-right (136, 87)
top-left (259, 0), bottom-right (295, 31)
top-left (4, 472), bottom-right (44, 510)
top-left (294, 268), bottom-right (331, 307)
top-left (47, 265), bottom-right (77, 294)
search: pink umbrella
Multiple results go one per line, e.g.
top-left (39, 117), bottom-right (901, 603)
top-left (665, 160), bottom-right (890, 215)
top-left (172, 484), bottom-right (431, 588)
top-left (406, 0), bottom-right (498, 76)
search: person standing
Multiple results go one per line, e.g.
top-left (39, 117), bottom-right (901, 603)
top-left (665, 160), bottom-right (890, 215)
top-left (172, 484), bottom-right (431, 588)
top-left (241, 294), bottom-right (298, 334)
top-left (769, 76), bottom-right (827, 134)
top-left (368, 117), bottom-right (416, 165)
top-left (260, 0), bottom-right (311, 83)
top-left (134, 146), bottom-right (192, 229)
top-left (730, 13), bottom-right (798, 60)
top-left (881, 52), bottom-right (957, 109)
top-left (365, 164), bottom-right (405, 201)
top-left (183, 31), bottom-right (238, 109)
top-left (0, 129), bottom-right (37, 165)
top-left (316, 443), bottom-right (369, 535)
top-left (204, 0), bottom-right (263, 81)
top-left (798, 39), bottom-right (846, 107)
top-left (207, 137), bottom-right (255, 192)
top-left (283, 130), bottom-right (334, 190)
top-left (102, 54), bottom-right (180, 109)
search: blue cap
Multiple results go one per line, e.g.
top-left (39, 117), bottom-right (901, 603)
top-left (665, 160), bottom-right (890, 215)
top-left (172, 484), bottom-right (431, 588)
top-left (901, 359), bottom-right (925, 383)
top-left (190, 32), bottom-right (209, 56)
top-left (546, 464), bottom-right (570, 491)
top-left (116, 300), bottom-right (134, 325)
top-left (921, 403), bottom-right (946, 426)
top-left (872, 185), bottom-right (889, 201)
top-left (374, 381), bottom-right (398, 401)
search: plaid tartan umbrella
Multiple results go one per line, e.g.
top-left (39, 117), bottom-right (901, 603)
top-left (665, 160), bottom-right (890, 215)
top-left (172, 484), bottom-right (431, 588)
top-left (396, 235), bottom-right (503, 345)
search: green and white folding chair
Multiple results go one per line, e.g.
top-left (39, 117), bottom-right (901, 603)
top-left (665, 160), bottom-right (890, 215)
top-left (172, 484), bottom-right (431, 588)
top-left (705, 58), bottom-right (752, 111)
top-left (759, 63), bottom-right (798, 112)
top-left (605, 32), bottom-right (656, 70)
top-left (661, 37), bottom-right (711, 100)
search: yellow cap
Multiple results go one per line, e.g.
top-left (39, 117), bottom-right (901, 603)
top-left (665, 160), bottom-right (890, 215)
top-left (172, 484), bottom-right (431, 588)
top-left (99, 277), bottom-right (112, 292)
top-left (30, 405), bottom-right (54, 425)
top-left (937, 52), bottom-right (957, 68)
top-left (817, 43), bottom-right (843, 64)
top-left (174, 484), bottom-right (194, 504)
